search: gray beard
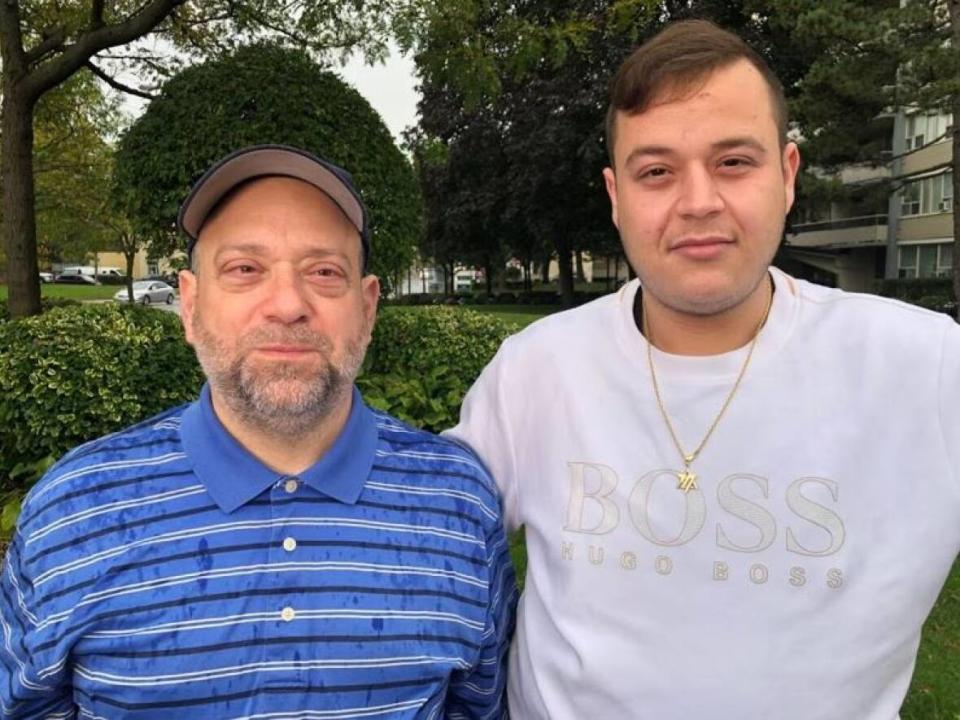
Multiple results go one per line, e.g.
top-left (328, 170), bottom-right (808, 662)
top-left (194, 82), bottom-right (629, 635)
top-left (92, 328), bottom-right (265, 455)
top-left (192, 311), bottom-right (368, 438)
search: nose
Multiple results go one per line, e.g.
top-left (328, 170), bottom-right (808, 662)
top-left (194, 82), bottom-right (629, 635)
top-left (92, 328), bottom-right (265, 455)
top-left (675, 165), bottom-right (725, 218)
top-left (262, 265), bottom-right (311, 324)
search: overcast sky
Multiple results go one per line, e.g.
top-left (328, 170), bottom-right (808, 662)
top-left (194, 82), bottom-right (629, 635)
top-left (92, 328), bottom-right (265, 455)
top-left (337, 47), bottom-right (420, 142)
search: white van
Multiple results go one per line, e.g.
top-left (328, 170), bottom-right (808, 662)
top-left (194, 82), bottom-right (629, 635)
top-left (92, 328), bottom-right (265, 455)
top-left (59, 266), bottom-right (97, 278)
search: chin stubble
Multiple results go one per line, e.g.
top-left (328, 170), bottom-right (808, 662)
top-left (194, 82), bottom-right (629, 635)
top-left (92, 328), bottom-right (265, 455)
top-left (191, 309), bottom-right (369, 437)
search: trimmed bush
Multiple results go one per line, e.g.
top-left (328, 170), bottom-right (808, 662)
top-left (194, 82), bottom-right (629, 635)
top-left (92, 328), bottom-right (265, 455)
top-left (97, 275), bottom-right (130, 286)
top-left (876, 277), bottom-right (955, 301)
top-left (359, 306), bottom-right (515, 432)
top-left (0, 304), bottom-right (203, 485)
top-left (0, 297), bottom-right (80, 323)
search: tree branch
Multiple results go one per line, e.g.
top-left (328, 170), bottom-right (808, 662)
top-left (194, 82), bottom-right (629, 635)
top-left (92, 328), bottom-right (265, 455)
top-left (91, 0), bottom-right (107, 29)
top-left (24, 27), bottom-right (68, 66)
top-left (22, 0), bottom-right (188, 103)
top-left (85, 60), bottom-right (157, 99)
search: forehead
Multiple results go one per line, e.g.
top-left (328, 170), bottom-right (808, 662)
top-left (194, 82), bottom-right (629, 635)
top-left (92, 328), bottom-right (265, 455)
top-left (617, 61), bottom-right (779, 152)
top-left (196, 176), bottom-right (361, 258)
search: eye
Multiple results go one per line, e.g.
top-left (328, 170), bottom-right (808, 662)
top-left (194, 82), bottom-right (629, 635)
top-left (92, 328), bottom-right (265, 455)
top-left (312, 267), bottom-right (341, 277)
top-left (224, 263), bottom-right (261, 275)
top-left (718, 156), bottom-right (755, 171)
top-left (307, 264), bottom-right (349, 287)
top-left (635, 166), bottom-right (671, 183)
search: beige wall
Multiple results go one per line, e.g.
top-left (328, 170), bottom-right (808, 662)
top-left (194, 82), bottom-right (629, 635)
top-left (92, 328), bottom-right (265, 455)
top-left (91, 250), bottom-right (185, 278)
top-left (786, 223), bottom-right (886, 248)
top-left (899, 213), bottom-right (954, 241)
top-left (787, 248), bottom-right (877, 292)
top-left (93, 251), bottom-right (148, 277)
top-left (902, 140), bottom-right (951, 177)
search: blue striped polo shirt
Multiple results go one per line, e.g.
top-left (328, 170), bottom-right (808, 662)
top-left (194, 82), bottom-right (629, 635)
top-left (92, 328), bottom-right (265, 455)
top-left (0, 385), bottom-right (517, 719)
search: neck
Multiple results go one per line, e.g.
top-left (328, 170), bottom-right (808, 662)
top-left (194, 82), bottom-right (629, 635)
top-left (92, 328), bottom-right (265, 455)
top-left (209, 389), bottom-right (353, 475)
top-left (641, 275), bottom-right (773, 356)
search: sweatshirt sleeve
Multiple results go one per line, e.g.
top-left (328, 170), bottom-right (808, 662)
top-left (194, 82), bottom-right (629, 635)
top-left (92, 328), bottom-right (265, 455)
top-left (444, 340), bottom-right (522, 533)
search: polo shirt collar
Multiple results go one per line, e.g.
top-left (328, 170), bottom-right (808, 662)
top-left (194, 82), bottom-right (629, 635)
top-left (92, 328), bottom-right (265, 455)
top-left (180, 384), bottom-right (378, 513)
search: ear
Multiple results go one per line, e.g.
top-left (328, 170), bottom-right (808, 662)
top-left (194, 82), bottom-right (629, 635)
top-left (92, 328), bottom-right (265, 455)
top-left (781, 141), bottom-right (801, 213)
top-left (178, 269), bottom-right (198, 345)
top-left (361, 274), bottom-right (380, 330)
top-left (603, 166), bottom-right (620, 229)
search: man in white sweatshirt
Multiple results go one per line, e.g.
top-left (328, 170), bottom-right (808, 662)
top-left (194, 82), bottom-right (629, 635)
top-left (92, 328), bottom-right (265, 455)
top-left (447, 18), bottom-right (960, 720)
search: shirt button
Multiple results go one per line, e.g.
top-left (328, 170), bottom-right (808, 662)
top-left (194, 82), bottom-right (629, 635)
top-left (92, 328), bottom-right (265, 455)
top-left (281, 606), bottom-right (296, 622)
top-left (283, 478), bottom-right (299, 494)
top-left (282, 537), bottom-right (297, 552)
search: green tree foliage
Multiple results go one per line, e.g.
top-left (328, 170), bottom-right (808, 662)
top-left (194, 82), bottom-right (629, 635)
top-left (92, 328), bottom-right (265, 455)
top-left (766, 0), bottom-right (960, 316)
top-left (1, 0), bottom-right (400, 318)
top-left (0, 70), bottom-right (119, 275)
top-left (114, 43), bottom-right (422, 284)
top-left (408, 0), bottom-right (811, 306)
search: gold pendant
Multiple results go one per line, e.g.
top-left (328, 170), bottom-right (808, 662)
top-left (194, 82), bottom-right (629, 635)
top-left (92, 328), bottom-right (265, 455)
top-left (677, 468), bottom-right (698, 493)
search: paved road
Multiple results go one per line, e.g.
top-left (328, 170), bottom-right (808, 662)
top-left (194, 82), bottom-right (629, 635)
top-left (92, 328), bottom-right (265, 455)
top-left (156, 299), bottom-right (181, 315)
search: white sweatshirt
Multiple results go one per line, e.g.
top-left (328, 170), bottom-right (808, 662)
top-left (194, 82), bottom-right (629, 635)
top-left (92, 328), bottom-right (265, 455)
top-left (447, 268), bottom-right (960, 720)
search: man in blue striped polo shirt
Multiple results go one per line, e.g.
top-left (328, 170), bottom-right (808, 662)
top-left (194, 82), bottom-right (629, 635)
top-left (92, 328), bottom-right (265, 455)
top-left (0, 145), bottom-right (517, 719)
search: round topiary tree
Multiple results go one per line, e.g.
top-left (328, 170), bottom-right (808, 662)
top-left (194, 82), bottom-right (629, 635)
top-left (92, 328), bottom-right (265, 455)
top-left (114, 43), bottom-right (421, 284)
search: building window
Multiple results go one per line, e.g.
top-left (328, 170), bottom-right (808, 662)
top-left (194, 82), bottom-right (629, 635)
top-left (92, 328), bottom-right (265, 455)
top-left (898, 243), bottom-right (953, 278)
top-left (901, 171), bottom-right (953, 216)
top-left (147, 261), bottom-right (159, 276)
top-left (905, 112), bottom-right (953, 151)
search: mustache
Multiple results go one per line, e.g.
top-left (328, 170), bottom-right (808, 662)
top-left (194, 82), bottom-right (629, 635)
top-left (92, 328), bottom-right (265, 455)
top-left (240, 325), bottom-right (335, 353)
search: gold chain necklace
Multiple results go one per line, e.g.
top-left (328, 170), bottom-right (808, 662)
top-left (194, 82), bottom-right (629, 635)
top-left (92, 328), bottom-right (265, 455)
top-left (642, 278), bottom-right (773, 493)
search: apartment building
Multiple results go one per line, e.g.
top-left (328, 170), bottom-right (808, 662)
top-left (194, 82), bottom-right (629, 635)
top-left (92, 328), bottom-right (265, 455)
top-left (783, 110), bottom-right (954, 291)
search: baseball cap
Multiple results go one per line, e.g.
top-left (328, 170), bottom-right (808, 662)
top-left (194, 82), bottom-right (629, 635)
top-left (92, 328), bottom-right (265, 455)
top-left (177, 144), bottom-right (370, 270)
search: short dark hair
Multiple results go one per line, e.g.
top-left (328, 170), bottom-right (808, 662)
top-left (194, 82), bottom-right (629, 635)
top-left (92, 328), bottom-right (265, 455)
top-left (605, 19), bottom-right (788, 166)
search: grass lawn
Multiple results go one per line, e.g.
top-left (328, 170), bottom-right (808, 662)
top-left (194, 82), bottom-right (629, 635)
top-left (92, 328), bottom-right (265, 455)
top-left (469, 304), bottom-right (559, 329)
top-left (472, 304), bottom-right (960, 715)
top-left (0, 284), bottom-right (119, 301)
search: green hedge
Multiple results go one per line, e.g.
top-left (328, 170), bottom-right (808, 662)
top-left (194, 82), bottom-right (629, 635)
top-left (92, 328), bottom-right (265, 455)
top-left (0, 304), bottom-right (514, 527)
top-left (876, 278), bottom-right (954, 301)
top-left (0, 297), bottom-right (80, 323)
top-left (0, 305), bottom-right (512, 483)
top-left (359, 307), bottom-right (514, 432)
top-left (0, 304), bottom-right (204, 489)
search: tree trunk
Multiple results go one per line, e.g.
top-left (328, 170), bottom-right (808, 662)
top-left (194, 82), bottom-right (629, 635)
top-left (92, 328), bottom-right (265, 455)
top-left (951, 0), bottom-right (960, 321)
top-left (539, 252), bottom-right (550, 284)
top-left (575, 249), bottom-right (585, 283)
top-left (524, 258), bottom-right (533, 292)
top-left (124, 242), bottom-right (136, 302)
top-left (556, 238), bottom-right (575, 308)
top-left (484, 259), bottom-right (493, 297)
top-left (1, 93), bottom-right (42, 317)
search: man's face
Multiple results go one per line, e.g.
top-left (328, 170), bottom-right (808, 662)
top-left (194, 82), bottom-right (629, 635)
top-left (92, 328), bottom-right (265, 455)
top-left (179, 176), bottom-right (379, 435)
top-left (603, 59), bottom-right (800, 316)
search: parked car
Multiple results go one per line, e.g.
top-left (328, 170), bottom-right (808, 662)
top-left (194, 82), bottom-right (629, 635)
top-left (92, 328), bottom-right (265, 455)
top-left (38, 272), bottom-right (53, 283)
top-left (114, 280), bottom-right (176, 305)
top-left (55, 274), bottom-right (98, 285)
top-left (145, 274), bottom-right (179, 289)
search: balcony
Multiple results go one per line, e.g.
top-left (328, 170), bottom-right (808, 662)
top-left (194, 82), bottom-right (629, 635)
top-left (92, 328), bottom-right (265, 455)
top-left (786, 214), bottom-right (888, 248)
